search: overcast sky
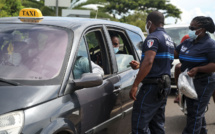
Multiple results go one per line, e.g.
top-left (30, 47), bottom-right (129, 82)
top-left (167, 0), bottom-right (215, 24)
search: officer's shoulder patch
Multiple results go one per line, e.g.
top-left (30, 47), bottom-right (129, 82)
top-left (147, 39), bottom-right (154, 48)
top-left (181, 46), bottom-right (187, 52)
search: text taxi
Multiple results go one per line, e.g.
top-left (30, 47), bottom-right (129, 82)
top-left (0, 8), bottom-right (145, 134)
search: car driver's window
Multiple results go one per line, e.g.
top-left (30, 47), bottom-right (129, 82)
top-left (72, 37), bottom-right (91, 79)
top-left (109, 30), bottom-right (136, 72)
top-left (85, 30), bottom-right (110, 76)
top-left (86, 31), bottom-right (102, 67)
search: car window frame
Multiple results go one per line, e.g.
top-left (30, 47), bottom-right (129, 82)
top-left (126, 29), bottom-right (144, 61)
top-left (70, 25), bottom-right (112, 80)
top-left (106, 26), bottom-right (139, 73)
top-left (71, 36), bottom-right (92, 80)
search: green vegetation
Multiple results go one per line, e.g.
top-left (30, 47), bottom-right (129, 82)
top-left (103, 0), bottom-right (181, 20)
top-left (0, 0), bottom-right (23, 17)
top-left (0, 0), bottom-right (182, 30)
top-left (120, 11), bottom-right (147, 32)
top-left (22, 0), bottom-right (55, 16)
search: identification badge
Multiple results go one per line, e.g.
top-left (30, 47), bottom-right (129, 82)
top-left (181, 46), bottom-right (187, 52)
top-left (147, 39), bottom-right (154, 48)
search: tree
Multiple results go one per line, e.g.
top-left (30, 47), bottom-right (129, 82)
top-left (70, 0), bottom-right (106, 9)
top-left (22, 0), bottom-right (55, 16)
top-left (0, 0), bottom-right (23, 17)
top-left (90, 10), bottom-right (118, 21)
top-left (22, 0), bottom-right (108, 17)
top-left (121, 11), bottom-right (147, 31)
top-left (104, 0), bottom-right (182, 21)
top-left (70, 0), bottom-right (117, 21)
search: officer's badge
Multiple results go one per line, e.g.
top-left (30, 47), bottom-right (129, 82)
top-left (147, 39), bottom-right (154, 48)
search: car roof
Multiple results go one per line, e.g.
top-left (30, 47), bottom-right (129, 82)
top-left (164, 24), bottom-right (189, 28)
top-left (0, 16), bottom-right (142, 33)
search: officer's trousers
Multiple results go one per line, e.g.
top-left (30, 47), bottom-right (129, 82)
top-left (132, 84), bottom-right (170, 134)
top-left (183, 74), bottom-right (215, 134)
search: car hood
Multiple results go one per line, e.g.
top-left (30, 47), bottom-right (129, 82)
top-left (0, 85), bottom-right (60, 115)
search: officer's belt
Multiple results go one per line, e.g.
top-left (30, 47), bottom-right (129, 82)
top-left (142, 77), bottom-right (162, 84)
top-left (195, 73), bottom-right (212, 79)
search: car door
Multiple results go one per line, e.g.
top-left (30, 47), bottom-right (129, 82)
top-left (71, 26), bottom-right (124, 134)
top-left (105, 26), bottom-right (143, 133)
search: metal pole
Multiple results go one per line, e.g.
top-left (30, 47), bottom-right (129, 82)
top-left (95, 9), bottom-right (98, 19)
top-left (56, 0), bottom-right (58, 16)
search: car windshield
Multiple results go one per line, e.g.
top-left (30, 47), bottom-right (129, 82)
top-left (0, 24), bottom-right (69, 80)
top-left (165, 27), bottom-right (215, 46)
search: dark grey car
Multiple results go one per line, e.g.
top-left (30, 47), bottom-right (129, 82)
top-left (0, 15), bottom-right (145, 134)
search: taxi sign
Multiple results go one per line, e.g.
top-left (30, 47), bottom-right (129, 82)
top-left (18, 8), bottom-right (43, 23)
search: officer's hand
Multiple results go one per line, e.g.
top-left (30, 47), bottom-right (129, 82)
top-left (187, 67), bottom-right (198, 77)
top-left (129, 60), bottom-right (140, 70)
top-left (129, 85), bottom-right (138, 100)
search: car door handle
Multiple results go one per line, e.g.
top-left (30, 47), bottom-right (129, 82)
top-left (113, 85), bottom-right (121, 94)
top-left (114, 85), bottom-right (121, 89)
top-left (113, 88), bottom-right (121, 93)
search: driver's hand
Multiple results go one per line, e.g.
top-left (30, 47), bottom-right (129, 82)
top-left (129, 60), bottom-right (140, 70)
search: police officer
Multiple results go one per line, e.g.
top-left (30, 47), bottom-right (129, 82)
top-left (129, 11), bottom-right (174, 134)
top-left (175, 16), bottom-right (215, 134)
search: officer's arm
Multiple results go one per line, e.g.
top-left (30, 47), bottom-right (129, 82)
top-left (129, 50), bottom-right (156, 100)
top-left (188, 45), bottom-right (215, 77)
top-left (197, 63), bottom-right (215, 73)
top-left (174, 50), bottom-right (179, 59)
top-left (188, 63), bottom-right (215, 77)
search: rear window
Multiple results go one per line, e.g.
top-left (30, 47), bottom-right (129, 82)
top-left (165, 27), bottom-right (215, 46)
top-left (0, 24), bottom-right (69, 80)
top-left (165, 27), bottom-right (189, 46)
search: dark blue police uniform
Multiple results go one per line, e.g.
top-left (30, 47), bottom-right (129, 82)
top-left (176, 34), bottom-right (215, 134)
top-left (132, 28), bottom-right (174, 134)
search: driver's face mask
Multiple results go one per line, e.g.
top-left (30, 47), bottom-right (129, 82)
top-left (188, 28), bottom-right (202, 40)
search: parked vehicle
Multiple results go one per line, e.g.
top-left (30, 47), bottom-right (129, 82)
top-left (0, 8), bottom-right (145, 134)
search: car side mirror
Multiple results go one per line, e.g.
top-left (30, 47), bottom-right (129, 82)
top-left (72, 73), bottom-right (103, 90)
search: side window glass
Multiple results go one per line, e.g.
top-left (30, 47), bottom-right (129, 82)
top-left (86, 30), bottom-right (109, 76)
top-left (86, 32), bottom-right (102, 66)
top-left (108, 30), bottom-right (135, 72)
top-left (72, 37), bottom-right (91, 79)
top-left (127, 30), bottom-right (144, 59)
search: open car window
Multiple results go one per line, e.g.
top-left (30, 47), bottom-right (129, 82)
top-left (86, 29), bottom-right (110, 76)
top-left (72, 28), bottom-right (110, 79)
top-left (108, 29), bottom-right (136, 72)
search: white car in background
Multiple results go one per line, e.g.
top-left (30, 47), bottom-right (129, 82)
top-left (164, 24), bottom-right (215, 88)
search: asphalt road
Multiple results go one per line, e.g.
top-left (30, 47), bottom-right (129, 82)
top-left (165, 93), bottom-right (215, 134)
